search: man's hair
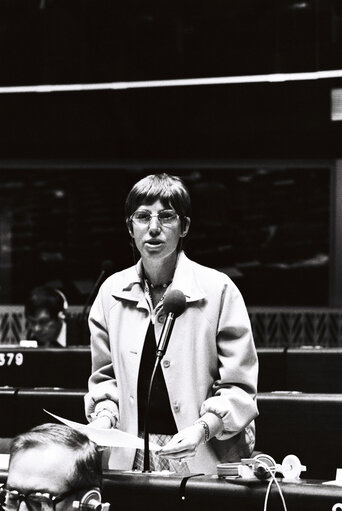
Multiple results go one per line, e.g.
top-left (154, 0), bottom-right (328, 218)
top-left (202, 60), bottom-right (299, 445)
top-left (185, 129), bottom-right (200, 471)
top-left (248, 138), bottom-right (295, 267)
top-left (125, 173), bottom-right (191, 231)
top-left (25, 286), bottom-right (66, 320)
top-left (9, 423), bottom-right (102, 489)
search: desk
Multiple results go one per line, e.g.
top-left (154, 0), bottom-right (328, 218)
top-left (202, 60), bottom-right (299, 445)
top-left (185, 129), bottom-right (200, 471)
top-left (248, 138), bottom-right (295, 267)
top-left (287, 348), bottom-right (342, 392)
top-left (2, 387), bottom-right (342, 481)
top-left (180, 475), bottom-right (342, 511)
top-left (256, 392), bottom-right (342, 480)
top-left (257, 348), bottom-right (286, 392)
top-left (1, 443), bottom-right (342, 510)
top-left (15, 388), bottom-right (86, 434)
top-left (0, 347), bottom-right (90, 388)
top-left (1, 389), bottom-right (340, 479)
top-left (0, 388), bottom-right (86, 439)
top-left (0, 347), bottom-right (285, 391)
top-left (1, 470), bottom-right (339, 511)
top-left (0, 388), bottom-right (16, 437)
top-left (2, 388), bottom-right (342, 481)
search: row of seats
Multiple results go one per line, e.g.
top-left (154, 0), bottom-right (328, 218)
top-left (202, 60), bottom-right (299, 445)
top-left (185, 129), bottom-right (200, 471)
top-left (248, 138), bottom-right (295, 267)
top-left (0, 347), bottom-right (91, 388)
top-left (255, 392), bottom-right (342, 481)
top-left (258, 347), bottom-right (342, 392)
top-left (0, 388), bottom-right (340, 481)
top-left (0, 388), bottom-right (85, 437)
top-left (0, 346), bottom-right (341, 392)
top-left (0, 345), bottom-right (339, 480)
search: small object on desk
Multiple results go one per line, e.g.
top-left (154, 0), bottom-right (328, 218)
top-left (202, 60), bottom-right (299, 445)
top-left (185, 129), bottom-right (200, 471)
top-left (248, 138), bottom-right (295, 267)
top-left (323, 468), bottom-right (342, 486)
top-left (281, 454), bottom-right (306, 482)
top-left (19, 340), bottom-right (38, 348)
top-left (0, 454), bottom-right (9, 470)
top-left (217, 462), bottom-right (241, 478)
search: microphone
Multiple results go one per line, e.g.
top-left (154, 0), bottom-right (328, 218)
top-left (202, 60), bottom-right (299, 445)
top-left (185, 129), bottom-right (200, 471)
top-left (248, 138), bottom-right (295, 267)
top-left (143, 289), bottom-right (186, 472)
top-left (156, 289), bottom-right (186, 360)
top-left (80, 260), bottom-right (113, 341)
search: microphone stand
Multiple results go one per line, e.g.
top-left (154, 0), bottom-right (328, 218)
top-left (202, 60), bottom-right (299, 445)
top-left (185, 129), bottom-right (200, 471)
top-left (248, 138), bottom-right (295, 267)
top-left (143, 313), bottom-right (175, 473)
top-left (81, 270), bottom-right (106, 323)
top-left (79, 260), bottom-right (113, 344)
top-left (143, 357), bottom-right (159, 472)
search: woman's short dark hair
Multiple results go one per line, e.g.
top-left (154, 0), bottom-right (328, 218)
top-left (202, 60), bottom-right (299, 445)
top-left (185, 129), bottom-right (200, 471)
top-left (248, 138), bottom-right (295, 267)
top-left (25, 286), bottom-right (65, 320)
top-left (125, 173), bottom-right (191, 230)
top-left (9, 423), bottom-right (102, 489)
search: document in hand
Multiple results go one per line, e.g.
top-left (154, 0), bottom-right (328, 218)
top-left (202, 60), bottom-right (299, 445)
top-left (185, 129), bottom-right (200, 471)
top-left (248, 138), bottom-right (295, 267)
top-left (44, 410), bottom-right (159, 450)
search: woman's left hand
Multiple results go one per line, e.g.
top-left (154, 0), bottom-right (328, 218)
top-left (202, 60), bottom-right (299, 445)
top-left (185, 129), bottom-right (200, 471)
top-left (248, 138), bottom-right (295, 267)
top-left (156, 423), bottom-right (205, 460)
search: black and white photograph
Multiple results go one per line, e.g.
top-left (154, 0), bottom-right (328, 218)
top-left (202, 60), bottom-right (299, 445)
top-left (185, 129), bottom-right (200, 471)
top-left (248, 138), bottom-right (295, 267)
top-left (0, 1), bottom-right (342, 510)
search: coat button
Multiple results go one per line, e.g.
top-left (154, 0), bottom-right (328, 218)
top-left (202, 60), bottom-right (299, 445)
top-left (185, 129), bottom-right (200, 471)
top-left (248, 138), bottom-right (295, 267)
top-left (158, 314), bottom-right (165, 323)
top-left (163, 360), bottom-right (170, 368)
top-left (173, 403), bottom-right (180, 412)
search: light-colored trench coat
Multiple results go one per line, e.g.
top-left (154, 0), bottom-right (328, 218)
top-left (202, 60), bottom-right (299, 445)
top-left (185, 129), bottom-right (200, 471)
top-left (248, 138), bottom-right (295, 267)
top-left (85, 252), bottom-right (259, 474)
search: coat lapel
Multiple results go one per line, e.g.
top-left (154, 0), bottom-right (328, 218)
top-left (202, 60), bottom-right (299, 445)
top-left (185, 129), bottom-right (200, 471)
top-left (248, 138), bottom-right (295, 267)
top-left (172, 252), bottom-right (207, 303)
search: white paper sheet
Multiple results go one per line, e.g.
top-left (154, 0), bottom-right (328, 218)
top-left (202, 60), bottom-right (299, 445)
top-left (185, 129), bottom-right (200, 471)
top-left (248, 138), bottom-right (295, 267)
top-left (44, 410), bottom-right (159, 450)
top-left (0, 454), bottom-right (9, 470)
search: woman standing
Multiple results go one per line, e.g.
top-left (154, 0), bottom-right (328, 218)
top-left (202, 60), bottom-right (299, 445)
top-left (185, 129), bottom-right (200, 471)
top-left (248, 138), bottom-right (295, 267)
top-left (85, 173), bottom-right (258, 474)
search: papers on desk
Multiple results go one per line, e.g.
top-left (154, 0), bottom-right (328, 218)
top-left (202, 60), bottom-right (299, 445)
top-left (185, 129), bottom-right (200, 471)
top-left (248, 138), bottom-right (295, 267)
top-left (44, 410), bottom-right (159, 450)
top-left (322, 468), bottom-right (342, 486)
top-left (0, 454), bottom-right (9, 470)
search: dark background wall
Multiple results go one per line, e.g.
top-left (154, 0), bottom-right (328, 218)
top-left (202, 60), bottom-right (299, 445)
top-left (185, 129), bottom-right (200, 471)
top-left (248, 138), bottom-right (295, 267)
top-left (0, 0), bottom-right (340, 159)
top-left (0, 0), bottom-right (340, 306)
top-left (0, 164), bottom-right (330, 306)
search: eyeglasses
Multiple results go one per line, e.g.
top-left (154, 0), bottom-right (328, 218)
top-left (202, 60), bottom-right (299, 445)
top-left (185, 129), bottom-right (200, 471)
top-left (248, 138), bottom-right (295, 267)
top-left (26, 317), bottom-right (55, 329)
top-left (0, 486), bottom-right (81, 511)
top-left (130, 210), bottom-right (179, 227)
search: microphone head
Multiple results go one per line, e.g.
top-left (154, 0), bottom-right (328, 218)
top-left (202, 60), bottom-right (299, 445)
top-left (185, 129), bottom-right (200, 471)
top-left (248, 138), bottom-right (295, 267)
top-left (101, 260), bottom-right (113, 274)
top-left (163, 289), bottom-right (186, 318)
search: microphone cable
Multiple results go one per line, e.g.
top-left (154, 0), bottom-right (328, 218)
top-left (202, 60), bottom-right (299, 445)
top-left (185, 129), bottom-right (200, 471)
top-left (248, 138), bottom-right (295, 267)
top-left (255, 459), bottom-right (287, 511)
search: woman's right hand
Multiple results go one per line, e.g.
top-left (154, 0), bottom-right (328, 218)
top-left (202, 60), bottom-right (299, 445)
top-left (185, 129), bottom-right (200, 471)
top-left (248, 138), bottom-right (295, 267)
top-left (88, 415), bottom-right (113, 429)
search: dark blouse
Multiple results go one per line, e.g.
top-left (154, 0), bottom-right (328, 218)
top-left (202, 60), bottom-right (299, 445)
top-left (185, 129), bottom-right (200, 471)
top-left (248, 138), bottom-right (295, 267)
top-left (137, 321), bottom-right (177, 434)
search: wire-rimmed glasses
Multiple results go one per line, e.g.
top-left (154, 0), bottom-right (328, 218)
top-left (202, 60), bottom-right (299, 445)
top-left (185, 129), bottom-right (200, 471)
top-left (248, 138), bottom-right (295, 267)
top-left (130, 209), bottom-right (179, 227)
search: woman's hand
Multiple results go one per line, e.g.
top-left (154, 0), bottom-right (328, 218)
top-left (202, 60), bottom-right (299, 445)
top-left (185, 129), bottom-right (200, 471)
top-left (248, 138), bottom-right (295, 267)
top-left (156, 423), bottom-right (205, 461)
top-left (88, 415), bottom-right (113, 429)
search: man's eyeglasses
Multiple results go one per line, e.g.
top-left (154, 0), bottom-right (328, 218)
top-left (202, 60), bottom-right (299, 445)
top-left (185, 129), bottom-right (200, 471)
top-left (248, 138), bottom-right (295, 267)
top-left (0, 486), bottom-right (80, 511)
top-left (130, 210), bottom-right (179, 227)
top-left (26, 317), bottom-right (55, 329)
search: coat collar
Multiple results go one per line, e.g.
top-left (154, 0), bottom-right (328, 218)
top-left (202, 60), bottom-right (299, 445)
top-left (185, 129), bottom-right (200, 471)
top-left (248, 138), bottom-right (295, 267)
top-left (172, 252), bottom-right (206, 303)
top-left (111, 251), bottom-right (206, 305)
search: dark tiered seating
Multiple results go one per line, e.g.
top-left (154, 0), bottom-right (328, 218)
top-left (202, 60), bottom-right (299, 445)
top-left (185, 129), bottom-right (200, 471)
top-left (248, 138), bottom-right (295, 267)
top-left (256, 392), bottom-right (342, 480)
top-left (0, 346), bottom-right (90, 388)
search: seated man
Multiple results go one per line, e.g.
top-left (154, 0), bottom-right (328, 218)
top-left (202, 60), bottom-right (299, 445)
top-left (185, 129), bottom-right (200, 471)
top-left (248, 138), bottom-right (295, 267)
top-left (25, 286), bottom-right (69, 347)
top-left (1, 423), bottom-right (109, 511)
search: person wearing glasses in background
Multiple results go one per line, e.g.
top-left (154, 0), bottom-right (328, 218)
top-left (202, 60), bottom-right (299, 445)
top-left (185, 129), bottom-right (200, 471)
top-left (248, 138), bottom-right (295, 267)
top-left (0, 423), bottom-right (108, 511)
top-left (25, 286), bottom-right (68, 348)
top-left (85, 173), bottom-right (258, 474)
top-left (25, 286), bottom-right (82, 347)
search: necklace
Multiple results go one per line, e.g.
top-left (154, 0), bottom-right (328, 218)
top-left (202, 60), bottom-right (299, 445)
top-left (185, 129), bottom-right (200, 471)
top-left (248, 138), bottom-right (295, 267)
top-left (142, 257), bottom-right (177, 292)
top-left (145, 278), bottom-right (172, 290)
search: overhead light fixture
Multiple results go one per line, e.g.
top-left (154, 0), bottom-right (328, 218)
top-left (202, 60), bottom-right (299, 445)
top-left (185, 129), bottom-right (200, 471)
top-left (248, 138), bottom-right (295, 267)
top-left (0, 69), bottom-right (341, 94)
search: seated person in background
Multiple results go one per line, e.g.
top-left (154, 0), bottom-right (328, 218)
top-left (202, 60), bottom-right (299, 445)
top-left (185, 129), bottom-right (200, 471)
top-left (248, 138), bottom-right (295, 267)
top-left (1, 423), bottom-right (107, 511)
top-left (25, 286), bottom-right (68, 347)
